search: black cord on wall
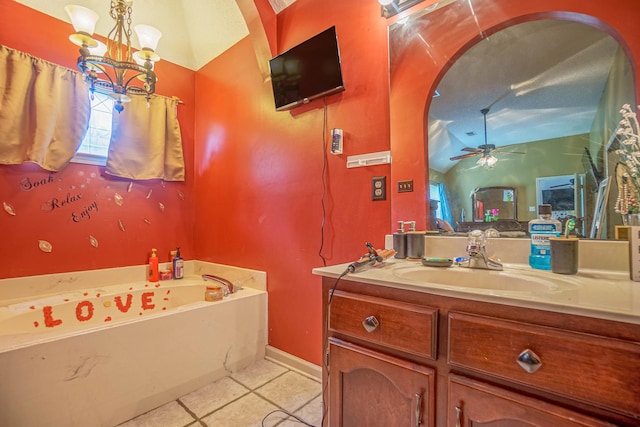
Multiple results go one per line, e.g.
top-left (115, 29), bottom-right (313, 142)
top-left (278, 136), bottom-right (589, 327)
top-left (318, 100), bottom-right (329, 267)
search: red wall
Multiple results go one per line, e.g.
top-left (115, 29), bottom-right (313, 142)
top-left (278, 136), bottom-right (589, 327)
top-left (193, 0), bottom-right (391, 365)
top-left (0, 1), bottom-right (196, 277)
top-left (0, 0), bottom-right (391, 366)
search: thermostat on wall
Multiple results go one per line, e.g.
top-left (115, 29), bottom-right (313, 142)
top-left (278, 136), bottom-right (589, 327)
top-left (331, 128), bottom-right (343, 154)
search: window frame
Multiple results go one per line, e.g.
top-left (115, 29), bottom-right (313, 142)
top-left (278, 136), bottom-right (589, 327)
top-left (70, 91), bottom-right (114, 166)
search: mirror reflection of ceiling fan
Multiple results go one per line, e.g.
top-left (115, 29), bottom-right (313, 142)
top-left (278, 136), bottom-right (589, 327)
top-left (449, 107), bottom-right (525, 167)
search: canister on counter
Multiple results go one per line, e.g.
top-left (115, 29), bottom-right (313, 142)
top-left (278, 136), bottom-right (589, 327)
top-left (393, 221), bottom-right (407, 259)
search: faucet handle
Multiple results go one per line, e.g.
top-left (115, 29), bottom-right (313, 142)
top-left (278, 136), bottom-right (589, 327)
top-left (467, 229), bottom-right (487, 247)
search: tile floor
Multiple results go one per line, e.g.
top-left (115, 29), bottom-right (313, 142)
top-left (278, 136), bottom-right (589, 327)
top-left (117, 359), bottom-right (324, 427)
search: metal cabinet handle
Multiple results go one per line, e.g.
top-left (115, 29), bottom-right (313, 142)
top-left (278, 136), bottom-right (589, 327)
top-left (455, 405), bottom-right (462, 427)
top-left (415, 393), bottom-right (422, 427)
top-left (362, 315), bottom-right (379, 332)
top-left (516, 348), bottom-right (542, 373)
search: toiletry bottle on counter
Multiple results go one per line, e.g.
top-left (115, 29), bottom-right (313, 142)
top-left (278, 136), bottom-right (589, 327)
top-left (528, 204), bottom-right (561, 270)
top-left (393, 221), bottom-right (407, 259)
top-left (173, 247), bottom-right (184, 279)
top-left (149, 248), bottom-right (159, 282)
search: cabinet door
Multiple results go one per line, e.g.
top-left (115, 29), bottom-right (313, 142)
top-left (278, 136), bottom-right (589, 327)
top-left (328, 338), bottom-right (435, 427)
top-left (448, 375), bottom-right (615, 427)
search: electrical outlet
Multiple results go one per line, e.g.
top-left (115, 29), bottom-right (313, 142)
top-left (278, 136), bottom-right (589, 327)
top-left (398, 180), bottom-right (414, 193)
top-left (372, 176), bottom-right (386, 201)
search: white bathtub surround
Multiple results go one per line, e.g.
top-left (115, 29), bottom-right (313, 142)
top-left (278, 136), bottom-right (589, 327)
top-left (0, 260), bottom-right (266, 304)
top-left (193, 260), bottom-right (267, 292)
top-left (0, 262), bottom-right (268, 427)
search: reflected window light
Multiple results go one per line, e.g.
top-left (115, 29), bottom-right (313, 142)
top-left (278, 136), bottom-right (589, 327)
top-left (71, 92), bottom-right (114, 166)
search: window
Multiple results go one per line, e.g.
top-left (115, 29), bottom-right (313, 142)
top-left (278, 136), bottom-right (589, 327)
top-left (71, 92), bottom-right (113, 165)
top-left (429, 183), bottom-right (443, 219)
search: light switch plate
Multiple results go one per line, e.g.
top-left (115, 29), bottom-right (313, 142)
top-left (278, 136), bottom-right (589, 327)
top-left (398, 180), bottom-right (413, 193)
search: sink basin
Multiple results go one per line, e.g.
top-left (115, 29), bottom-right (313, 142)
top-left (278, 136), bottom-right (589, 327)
top-left (392, 264), bottom-right (579, 294)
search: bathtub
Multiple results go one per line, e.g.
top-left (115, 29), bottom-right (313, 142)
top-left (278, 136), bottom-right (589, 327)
top-left (0, 263), bottom-right (267, 427)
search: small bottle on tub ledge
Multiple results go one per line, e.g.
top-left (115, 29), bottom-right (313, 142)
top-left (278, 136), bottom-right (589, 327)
top-left (173, 246), bottom-right (184, 279)
top-left (149, 248), bottom-right (159, 282)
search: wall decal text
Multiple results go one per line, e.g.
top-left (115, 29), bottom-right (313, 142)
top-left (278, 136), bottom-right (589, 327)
top-left (20, 174), bottom-right (55, 191)
top-left (72, 201), bottom-right (99, 222)
top-left (42, 192), bottom-right (83, 213)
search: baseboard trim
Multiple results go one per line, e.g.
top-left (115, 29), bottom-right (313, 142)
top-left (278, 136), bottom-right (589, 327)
top-left (265, 345), bottom-right (322, 382)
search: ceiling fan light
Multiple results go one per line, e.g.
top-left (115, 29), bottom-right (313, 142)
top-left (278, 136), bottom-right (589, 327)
top-left (476, 155), bottom-right (487, 166)
top-left (486, 155), bottom-right (498, 167)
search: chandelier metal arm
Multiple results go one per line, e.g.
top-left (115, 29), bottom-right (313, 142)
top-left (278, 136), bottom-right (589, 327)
top-left (66, 0), bottom-right (161, 112)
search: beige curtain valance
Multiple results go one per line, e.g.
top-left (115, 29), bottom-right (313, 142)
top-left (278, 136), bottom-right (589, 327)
top-left (0, 44), bottom-right (91, 171)
top-left (105, 95), bottom-right (185, 181)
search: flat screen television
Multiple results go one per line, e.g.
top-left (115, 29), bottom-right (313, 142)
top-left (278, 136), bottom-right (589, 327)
top-left (542, 188), bottom-right (575, 211)
top-left (268, 26), bottom-right (345, 111)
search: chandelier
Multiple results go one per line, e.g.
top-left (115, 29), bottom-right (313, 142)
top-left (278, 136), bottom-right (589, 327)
top-left (65, 1), bottom-right (162, 112)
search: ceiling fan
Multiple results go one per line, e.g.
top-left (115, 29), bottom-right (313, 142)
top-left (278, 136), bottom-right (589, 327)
top-left (449, 108), bottom-right (525, 166)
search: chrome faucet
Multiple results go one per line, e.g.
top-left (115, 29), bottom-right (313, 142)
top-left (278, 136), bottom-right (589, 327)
top-left (202, 274), bottom-right (235, 295)
top-left (458, 229), bottom-right (503, 270)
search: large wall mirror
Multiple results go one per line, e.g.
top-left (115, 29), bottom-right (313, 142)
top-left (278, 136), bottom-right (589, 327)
top-left (388, 0), bottom-right (640, 239)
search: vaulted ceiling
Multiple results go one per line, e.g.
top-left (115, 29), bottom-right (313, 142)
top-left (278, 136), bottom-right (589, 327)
top-left (14, 0), bottom-right (297, 70)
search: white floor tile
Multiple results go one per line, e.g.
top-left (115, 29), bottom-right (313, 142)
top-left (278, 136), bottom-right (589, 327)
top-left (200, 393), bottom-right (280, 427)
top-left (116, 401), bottom-right (195, 427)
top-left (116, 358), bottom-right (324, 427)
top-left (231, 358), bottom-right (288, 390)
top-left (277, 395), bottom-right (324, 427)
top-left (179, 376), bottom-right (250, 418)
top-left (255, 371), bottom-right (322, 413)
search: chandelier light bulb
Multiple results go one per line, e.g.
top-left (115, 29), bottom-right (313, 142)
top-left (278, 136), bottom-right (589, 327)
top-left (88, 40), bottom-right (107, 56)
top-left (134, 24), bottom-right (163, 52)
top-left (64, 5), bottom-right (99, 36)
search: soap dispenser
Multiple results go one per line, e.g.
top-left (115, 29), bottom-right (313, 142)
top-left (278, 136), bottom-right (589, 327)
top-left (173, 247), bottom-right (184, 279)
top-left (149, 248), bottom-right (159, 282)
top-left (406, 221), bottom-right (426, 259)
top-left (393, 221), bottom-right (407, 259)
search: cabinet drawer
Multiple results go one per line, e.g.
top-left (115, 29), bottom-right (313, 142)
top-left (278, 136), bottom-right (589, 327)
top-left (329, 290), bottom-right (437, 359)
top-left (448, 374), bottom-right (615, 427)
top-left (448, 312), bottom-right (640, 417)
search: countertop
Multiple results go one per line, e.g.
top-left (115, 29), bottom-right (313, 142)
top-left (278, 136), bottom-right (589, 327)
top-left (313, 258), bottom-right (640, 326)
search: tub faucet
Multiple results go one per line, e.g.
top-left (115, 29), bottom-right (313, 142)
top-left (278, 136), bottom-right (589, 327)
top-left (202, 274), bottom-right (234, 295)
top-left (458, 229), bottom-right (503, 271)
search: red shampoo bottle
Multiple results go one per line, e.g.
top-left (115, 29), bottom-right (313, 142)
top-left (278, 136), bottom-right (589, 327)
top-left (149, 248), bottom-right (159, 282)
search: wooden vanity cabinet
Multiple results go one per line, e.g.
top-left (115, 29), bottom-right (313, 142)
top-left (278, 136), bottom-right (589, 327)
top-left (448, 375), bottom-right (615, 427)
top-left (328, 339), bottom-right (436, 427)
top-left (321, 276), bottom-right (640, 427)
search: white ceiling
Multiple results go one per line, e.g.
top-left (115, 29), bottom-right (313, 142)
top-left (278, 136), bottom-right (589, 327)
top-left (429, 19), bottom-right (620, 173)
top-left (15, 0), bottom-right (297, 70)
